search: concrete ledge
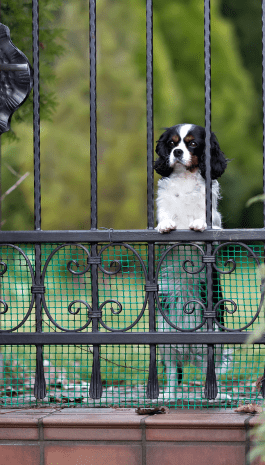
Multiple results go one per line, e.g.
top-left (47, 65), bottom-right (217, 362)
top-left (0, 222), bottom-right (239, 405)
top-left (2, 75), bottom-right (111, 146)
top-left (0, 407), bottom-right (263, 465)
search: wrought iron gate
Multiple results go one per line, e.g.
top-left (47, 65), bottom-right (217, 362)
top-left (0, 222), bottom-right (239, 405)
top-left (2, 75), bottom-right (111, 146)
top-left (0, 0), bottom-right (264, 407)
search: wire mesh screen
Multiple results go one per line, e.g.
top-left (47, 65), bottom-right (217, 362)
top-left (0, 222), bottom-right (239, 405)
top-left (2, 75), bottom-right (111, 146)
top-left (0, 242), bottom-right (264, 408)
top-left (0, 344), bottom-right (264, 408)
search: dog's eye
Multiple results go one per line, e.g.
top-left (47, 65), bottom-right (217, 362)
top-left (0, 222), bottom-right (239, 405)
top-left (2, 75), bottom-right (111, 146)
top-left (189, 141), bottom-right (197, 147)
top-left (168, 141), bottom-right (175, 147)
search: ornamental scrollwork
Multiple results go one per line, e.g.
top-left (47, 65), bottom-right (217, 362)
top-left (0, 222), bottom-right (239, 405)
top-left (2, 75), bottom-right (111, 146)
top-left (41, 244), bottom-right (93, 332)
top-left (212, 242), bottom-right (261, 332)
top-left (0, 244), bottom-right (34, 332)
top-left (97, 243), bottom-right (148, 332)
top-left (155, 242), bottom-right (207, 332)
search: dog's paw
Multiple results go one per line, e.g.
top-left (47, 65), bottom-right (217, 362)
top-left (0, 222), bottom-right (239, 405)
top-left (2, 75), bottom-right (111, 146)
top-left (189, 219), bottom-right (207, 232)
top-left (156, 219), bottom-right (177, 233)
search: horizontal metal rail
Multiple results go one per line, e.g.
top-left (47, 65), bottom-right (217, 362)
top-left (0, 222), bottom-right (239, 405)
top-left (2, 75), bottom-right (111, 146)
top-left (0, 229), bottom-right (265, 243)
top-left (0, 332), bottom-right (262, 345)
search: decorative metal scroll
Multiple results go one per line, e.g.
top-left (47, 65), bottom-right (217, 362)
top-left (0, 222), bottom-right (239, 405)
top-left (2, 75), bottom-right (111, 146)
top-left (97, 243), bottom-right (148, 332)
top-left (38, 242), bottom-right (149, 333)
top-left (155, 241), bottom-right (262, 333)
top-left (0, 244), bottom-right (35, 332)
top-left (212, 242), bottom-right (261, 332)
top-left (155, 242), bottom-right (207, 332)
top-left (0, 23), bottom-right (33, 135)
top-left (0, 241), bottom-right (263, 336)
top-left (41, 244), bottom-right (93, 332)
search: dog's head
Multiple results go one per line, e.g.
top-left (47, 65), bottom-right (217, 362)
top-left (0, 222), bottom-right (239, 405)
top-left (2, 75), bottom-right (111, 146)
top-left (154, 124), bottom-right (228, 180)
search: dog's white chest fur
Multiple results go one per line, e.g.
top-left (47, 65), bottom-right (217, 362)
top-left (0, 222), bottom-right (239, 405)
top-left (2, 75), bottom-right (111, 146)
top-left (156, 165), bottom-right (221, 231)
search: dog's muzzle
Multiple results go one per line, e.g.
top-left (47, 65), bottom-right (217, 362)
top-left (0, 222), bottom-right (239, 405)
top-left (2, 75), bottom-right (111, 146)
top-left (173, 149), bottom-right (183, 159)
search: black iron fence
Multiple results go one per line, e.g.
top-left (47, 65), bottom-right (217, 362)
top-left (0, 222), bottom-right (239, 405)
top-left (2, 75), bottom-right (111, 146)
top-left (0, 0), bottom-right (264, 406)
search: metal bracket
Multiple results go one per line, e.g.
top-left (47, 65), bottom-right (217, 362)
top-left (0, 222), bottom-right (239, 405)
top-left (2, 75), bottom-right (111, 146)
top-left (202, 255), bottom-right (216, 263)
top-left (88, 311), bottom-right (102, 319)
top-left (88, 256), bottom-right (101, 265)
top-left (31, 286), bottom-right (46, 294)
top-left (204, 311), bottom-right (216, 318)
top-left (145, 283), bottom-right (159, 292)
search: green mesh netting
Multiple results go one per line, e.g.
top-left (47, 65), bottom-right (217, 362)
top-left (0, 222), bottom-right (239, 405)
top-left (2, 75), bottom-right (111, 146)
top-left (0, 243), bottom-right (263, 408)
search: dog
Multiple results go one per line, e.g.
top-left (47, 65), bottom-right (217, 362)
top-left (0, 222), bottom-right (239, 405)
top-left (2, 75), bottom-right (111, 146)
top-left (154, 124), bottom-right (231, 398)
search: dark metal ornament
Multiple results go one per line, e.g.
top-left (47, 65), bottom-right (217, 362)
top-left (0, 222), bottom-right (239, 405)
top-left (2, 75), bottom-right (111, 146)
top-left (0, 23), bottom-right (33, 135)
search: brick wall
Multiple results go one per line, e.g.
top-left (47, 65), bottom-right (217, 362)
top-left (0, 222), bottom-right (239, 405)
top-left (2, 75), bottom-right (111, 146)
top-left (0, 407), bottom-right (262, 465)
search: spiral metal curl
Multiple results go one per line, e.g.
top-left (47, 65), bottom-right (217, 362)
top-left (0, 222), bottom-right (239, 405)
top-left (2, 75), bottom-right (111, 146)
top-left (0, 261), bottom-right (7, 276)
top-left (42, 297), bottom-right (93, 333)
top-left (66, 247), bottom-right (91, 276)
top-left (215, 298), bottom-right (238, 317)
top-left (97, 243), bottom-right (148, 332)
top-left (155, 242), bottom-right (207, 331)
top-left (98, 243), bottom-right (122, 275)
top-left (0, 299), bottom-right (8, 315)
top-left (212, 242), bottom-right (261, 331)
top-left (107, 299), bottom-right (123, 315)
top-left (99, 299), bottom-right (123, 316)
top-left (41, 244), bottom-right (92, 332)
top-left (0, 244), bottom-right (35, 332)
top-left (183, 299), bottom-right (206, 315)
top-left (212, 242), bottom-right (260, 274)
top-left (68, 299), bottom-right (92, 316)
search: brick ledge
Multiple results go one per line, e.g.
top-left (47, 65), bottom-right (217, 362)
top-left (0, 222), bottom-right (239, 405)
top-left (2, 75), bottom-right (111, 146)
top-left (0, 407), bottom-right (262, 465)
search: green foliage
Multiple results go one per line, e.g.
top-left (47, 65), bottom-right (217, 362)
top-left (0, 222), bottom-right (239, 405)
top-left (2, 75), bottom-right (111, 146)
top-left (221, 0), bottom-right (262, 96)
top-left (0, 0), bottom-right (65, 141)
top-left (1, 0), bottom-right (264, 230)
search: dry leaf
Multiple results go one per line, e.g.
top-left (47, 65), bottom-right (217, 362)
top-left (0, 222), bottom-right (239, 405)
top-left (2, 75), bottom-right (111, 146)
top-left (49, 395), bottom-right (61, 403)
top-left (235, 403), bottom-right (263, 414)
top-left (135, 406), bottom-right (169, 415)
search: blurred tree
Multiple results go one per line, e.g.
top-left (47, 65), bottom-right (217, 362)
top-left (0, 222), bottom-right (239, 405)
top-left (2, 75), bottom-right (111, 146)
top-left (0, 0), bottom-right (65, 228)
top-left (1, 0), bottom-right (263, 230)
top-left (219, 0), bottom-right (264, 227)
top-left (220, 0), bottom-right (262, 95)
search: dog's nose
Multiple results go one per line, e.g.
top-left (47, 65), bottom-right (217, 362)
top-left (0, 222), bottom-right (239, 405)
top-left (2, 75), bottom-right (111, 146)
top-left (173, 149), bottom-right (183, 158)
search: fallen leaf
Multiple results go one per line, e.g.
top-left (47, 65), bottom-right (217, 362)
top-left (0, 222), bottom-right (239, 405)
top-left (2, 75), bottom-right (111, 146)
top-left (235, 403), bottom-right (263, 414)
top-left (135, 406), bottom-right (169, 415)
top-left (49, 395), bottom-right (61, 403)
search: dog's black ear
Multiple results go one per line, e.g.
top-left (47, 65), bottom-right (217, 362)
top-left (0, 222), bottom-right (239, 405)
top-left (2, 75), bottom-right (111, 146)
top-left (154, 136), bottom-right (173, 177)
top-left (210, 133), bottom-right (228, 179)
top-left (199, 132), bottom-right (228, 180)
top-left (154, 157), bottom-right (173, 177)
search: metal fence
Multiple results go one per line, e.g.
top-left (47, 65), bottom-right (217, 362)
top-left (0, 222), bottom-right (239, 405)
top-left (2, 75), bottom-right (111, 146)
top-left (0, 0), bottom-right (265, 408)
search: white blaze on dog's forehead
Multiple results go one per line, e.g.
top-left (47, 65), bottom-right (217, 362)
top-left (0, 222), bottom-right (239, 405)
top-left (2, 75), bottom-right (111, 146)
top-left (179, 124), bottom-right (194, 139)
top-left (169, 124), bottom-right (194, 166)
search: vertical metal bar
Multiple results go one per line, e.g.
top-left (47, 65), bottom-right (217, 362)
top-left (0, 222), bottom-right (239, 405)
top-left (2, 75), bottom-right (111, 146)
top-left (0, 5), bottom-right (2, 381)
top-left (146, 0), bottom-right (159, 399)
top-left (146, 0), bottom-right (154, 231)
top-left (204, 0), bottom-right (217, 400)
top-left (0, 136), bottom-right (1, 230)
top-left (262, 0), bottom-right (265, 234)
top-left (90, 0), bottom-right (97, 230)
top-left (261, 0), bottom-right (265, 398)
top-left (204, 0), bottom-right (212, 227)
top-left (32, 0), bottom-right (46, 399)
top-left (33, 1), bottom-right (41, 232)
top-left (89, 0), bottom-right (102, 399)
